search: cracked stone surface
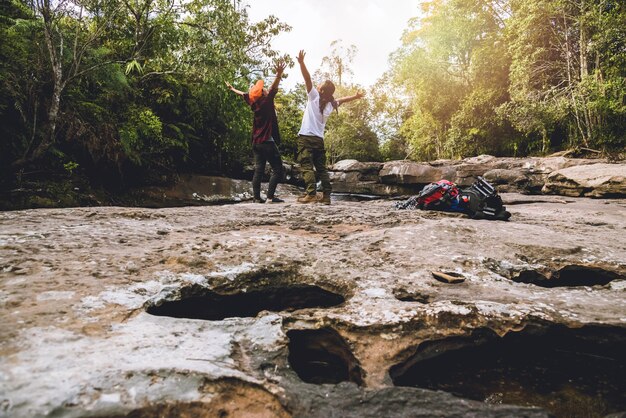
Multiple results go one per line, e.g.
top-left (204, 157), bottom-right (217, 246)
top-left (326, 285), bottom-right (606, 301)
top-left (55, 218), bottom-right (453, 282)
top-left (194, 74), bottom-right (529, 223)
top-left (0, 193), bottom-right (625, 417)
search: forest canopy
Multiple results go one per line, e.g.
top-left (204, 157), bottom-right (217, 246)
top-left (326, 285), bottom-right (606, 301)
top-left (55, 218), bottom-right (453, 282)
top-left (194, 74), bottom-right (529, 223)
top-left (0, 0), bottom-right (624, 190)
top-left (382, 0), bottom-right (626, 161)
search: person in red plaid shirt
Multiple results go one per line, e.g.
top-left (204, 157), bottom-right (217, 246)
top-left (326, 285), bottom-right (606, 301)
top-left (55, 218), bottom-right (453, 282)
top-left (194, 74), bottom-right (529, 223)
top-left (226, 60), bottom-right (287, 203)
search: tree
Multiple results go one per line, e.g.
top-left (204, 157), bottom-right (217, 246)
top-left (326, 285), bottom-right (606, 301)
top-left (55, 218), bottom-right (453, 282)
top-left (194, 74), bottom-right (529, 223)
top-left (8, 0), bottom-right (131, 171)
top-left (313, 42), bottom-right (380, 163)
top-left (316, 39), bottom-right (357, 87)
top-left (323, 84), bottom-right (381, 164)
top-left (274, 84), bottom-right (306, 162)
top-left (370, 73), bottom-right (412, 161)
top-left (0, 0), bottom-right (292, 186)
top-left (0, 1), bottom-right (44, 178)
top-left (389, 0), bottom-right (513, 160)
top-left (506, 0), bottom-right (626, 152)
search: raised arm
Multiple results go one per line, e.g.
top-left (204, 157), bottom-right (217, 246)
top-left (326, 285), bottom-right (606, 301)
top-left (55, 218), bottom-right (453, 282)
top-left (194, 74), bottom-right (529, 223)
top-left (225, 81), bottom-right (245, 97)
top-left (269, 60), bottom-right (286, 92)
top-left (337, 90), bottom-right (365, 106)
top-left (297, 50), bottom-right (313, 93)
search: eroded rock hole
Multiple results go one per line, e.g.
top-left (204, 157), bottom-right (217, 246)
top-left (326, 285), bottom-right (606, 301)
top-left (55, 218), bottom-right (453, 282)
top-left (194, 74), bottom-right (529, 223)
top-left (287, 328), bottom-right (364, 386)
top-left (390, 326), bottom-right (626, 418)
top-left (147, 285), bottom-right (344, 320)
top-left (513, 265), bottom-right (623, 287)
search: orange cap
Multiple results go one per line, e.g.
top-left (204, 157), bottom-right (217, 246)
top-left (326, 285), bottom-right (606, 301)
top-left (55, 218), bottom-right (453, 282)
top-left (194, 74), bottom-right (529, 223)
top-left (248, 80), bottom-right (264, 103)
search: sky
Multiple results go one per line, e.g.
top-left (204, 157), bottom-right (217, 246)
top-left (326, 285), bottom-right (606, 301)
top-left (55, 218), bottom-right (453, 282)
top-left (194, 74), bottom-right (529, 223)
top-left (245, 0), bottom-right (422, 89)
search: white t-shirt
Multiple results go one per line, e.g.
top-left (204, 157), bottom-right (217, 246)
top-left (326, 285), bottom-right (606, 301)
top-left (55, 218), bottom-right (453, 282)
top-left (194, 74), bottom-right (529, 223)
top-left (298, 88), bottom-right (335, 138)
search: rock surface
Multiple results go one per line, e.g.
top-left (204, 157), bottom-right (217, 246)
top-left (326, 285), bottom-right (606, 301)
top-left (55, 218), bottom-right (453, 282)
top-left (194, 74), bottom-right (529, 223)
top-left (542, 163), bottom-right (626, 197)
top-left (1, 194), bottom-right (625, 417)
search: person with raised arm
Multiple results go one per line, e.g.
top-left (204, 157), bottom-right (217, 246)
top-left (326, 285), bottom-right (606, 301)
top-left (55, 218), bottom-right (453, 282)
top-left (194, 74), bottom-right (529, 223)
top-left (226, 60), bottom-right (287, 203)
top-left (295, 50), bottom-right (364, 205)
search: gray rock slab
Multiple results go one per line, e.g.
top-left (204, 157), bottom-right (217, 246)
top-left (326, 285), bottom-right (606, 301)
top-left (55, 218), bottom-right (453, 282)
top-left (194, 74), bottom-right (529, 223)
top-left (331, 160), bottom-right (383, 173)
top-left (0, 195), bottom-right (624, 417)
top-left (542, 163), bottom-right (626, 197)
top-left (379, 161), bottom-right (443, 184)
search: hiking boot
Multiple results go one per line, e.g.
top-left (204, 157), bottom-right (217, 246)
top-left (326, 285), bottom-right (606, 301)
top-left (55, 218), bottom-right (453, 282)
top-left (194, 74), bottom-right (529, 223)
top-left (297, 194), bottom-right (317, 204)
top-left (267, 197), bottom-right (284, 203)
top-left (317, 192), bottom-right (331, 205)
top-left (252, 197), bottom-right (266, 203)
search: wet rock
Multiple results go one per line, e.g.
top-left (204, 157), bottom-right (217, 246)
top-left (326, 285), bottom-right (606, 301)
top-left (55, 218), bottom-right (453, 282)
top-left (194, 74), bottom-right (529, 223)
top-left (243, 162), bottom-right (304, 186)
top-left (134, 174), bottom-right (301, 206)
top-left (330, 180), bottom-right (418, 196)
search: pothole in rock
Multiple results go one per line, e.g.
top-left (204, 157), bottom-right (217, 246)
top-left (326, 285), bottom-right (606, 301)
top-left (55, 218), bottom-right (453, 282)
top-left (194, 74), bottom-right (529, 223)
top-left (512, 265), bottom-right (624, 288)
top-left (390, 325), bottom-right (626, 418)
top-left (146, 285), bottom-right (345, 320)
top-left (287, 328), bottom-right (364, 386)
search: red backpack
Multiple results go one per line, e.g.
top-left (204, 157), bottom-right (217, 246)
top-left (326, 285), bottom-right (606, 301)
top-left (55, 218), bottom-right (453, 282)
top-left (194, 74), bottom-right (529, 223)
top-left (417, 180), bottom-right (460, 210)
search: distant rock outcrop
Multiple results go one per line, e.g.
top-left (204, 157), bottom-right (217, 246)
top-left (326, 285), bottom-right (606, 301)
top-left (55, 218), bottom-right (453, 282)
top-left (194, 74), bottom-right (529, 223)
top-left (329, 155), bottom-right (625, 198)
top-left (542, 163), bottom-right (626, 197)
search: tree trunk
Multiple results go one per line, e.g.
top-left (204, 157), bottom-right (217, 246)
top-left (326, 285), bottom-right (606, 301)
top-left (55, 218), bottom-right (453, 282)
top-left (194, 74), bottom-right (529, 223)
top-left (46, 77), bottom-right (63, 151)
top-left (12, 2), bottom-right (64, 170)
top-left (563, 12), bottom-right (583, 146)
top-left (579, 0), bottom-right (588, 79)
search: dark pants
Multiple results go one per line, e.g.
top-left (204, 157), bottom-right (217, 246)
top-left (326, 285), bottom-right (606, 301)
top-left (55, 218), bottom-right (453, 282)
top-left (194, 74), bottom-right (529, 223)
top-left (253, 141), bottom-right (283, 199)
top-left (298, 135), bottom-right (331, 195)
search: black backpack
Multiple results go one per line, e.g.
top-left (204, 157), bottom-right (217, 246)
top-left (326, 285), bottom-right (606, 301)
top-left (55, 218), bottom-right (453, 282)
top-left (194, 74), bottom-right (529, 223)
top-left (459, 177), bottom-right (511, 221)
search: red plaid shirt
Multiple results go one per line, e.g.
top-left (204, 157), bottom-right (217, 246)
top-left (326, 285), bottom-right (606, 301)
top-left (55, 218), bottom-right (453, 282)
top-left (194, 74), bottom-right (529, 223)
top-left (243, 87), bottom-right (281, 144)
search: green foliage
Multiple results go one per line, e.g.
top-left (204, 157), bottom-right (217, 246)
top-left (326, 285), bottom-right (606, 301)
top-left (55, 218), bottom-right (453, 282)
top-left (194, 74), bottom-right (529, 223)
top-left (0, 0), bottom-right (292, 186)
top-left (324, 84), bottom-right (381, 164)
top-left (275, 84), bottom-right (306, 162)
top-left (63, 161), bottom-right (79, 175)
top-left (383, 0), bottom-right (626, 159)
top-left (312, 42), bottom-right (381, 163)
top-left (2, 0), bottom-right (623, 192)
top-left (0, 2), bottom-right (43, 171)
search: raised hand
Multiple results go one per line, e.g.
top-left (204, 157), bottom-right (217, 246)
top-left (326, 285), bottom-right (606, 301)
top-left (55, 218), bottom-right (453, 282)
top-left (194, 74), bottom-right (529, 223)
top-left (225, 81), bottom-right (244, 96)
top-left (297, 50), bottom-right (312, 92)
top-left (273, 59), bottom-right (286, 75)
top-left (355, 90), bottom-right (365, 99)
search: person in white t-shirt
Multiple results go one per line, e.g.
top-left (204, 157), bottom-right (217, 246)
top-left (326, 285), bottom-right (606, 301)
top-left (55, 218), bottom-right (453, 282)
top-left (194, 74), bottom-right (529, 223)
top-left (295, 50), bottom-right (364, 205)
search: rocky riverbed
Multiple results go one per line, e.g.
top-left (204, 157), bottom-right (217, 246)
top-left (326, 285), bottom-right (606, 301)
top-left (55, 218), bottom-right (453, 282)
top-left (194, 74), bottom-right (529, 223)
top-left (1, 192), bottom-right (625, 417)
